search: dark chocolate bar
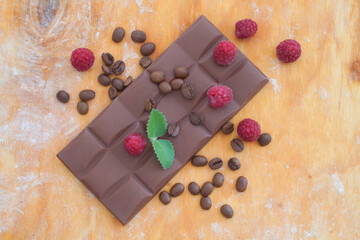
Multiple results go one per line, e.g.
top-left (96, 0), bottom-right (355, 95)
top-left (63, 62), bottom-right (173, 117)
top-left (57, 15), bottom-right (268, 225)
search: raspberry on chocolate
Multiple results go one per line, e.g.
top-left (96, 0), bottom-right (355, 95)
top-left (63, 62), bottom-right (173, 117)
top-left (213, 41), bottom-right (237, 65)
top-left (207, 85), bottom-right (233, 108)
top-left (276, 39), bottom-right (301, 63)
top-left (70, 48), bottom-right (95, 72)
top-left (124, 133), bottom-right (146, 156)
top-left (235, 19), bottom-right (258, 39)
top-left (237, 118), bottom-right (261, 142)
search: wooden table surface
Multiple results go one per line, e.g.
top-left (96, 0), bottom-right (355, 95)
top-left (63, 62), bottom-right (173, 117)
top-left (0, 0), bottom-right (359, 239)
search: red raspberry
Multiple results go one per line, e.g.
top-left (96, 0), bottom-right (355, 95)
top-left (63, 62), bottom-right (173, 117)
top-left (70, 48), bottom-right (95, 71)
top-left (237, 118), bottom-right (261, 142)
top-left (235, 19), bottom-right (258, 39)
top-left (124, 133), bottom-right (146, 156)
top-left (276, 39), bottom-right (301, 63)
top-left (213, 41), bottom-right (237, 65)
top-left (207, 85), bottom-right (233, 108)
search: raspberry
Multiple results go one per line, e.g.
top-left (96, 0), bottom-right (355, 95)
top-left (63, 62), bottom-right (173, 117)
top-left (235, 19), bottom-right (258, 39)
top-left (70, 48), bottom-right (95, 71)
top-left (237, 118), bottom-right (261, 142)
top-left (213, 41), bottom-right (237, 65)
top-left (207, 85), bottom-right (233, 108)
top-left (276, 39), bottom-right (301, 63)
top-left (124, 133), bottom-right (146, 156)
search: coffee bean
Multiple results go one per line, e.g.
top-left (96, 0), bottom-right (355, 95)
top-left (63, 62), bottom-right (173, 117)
top-left (189, 112), bottom-right (202, 125)
top-left (145, 97), bottom-right (156, 112)
top-left (112, 27), bottom-right (125, 42)
top-left (159, 191), bottom-right (171, 205)
top-left (208, 158), bottom-right (223, 170)
top-left (98, 73), bottom-right (111, 86)
top-left (139, 56), bottom-right (152, 68)
top-left (220, 204), bottom-right (234, 218)
top-left (200, 182), bottom-right (214, 197)
top-left (191, 155), bottom-right (208, 167)
top-left (200, 197), bottom-right (211, 210)
top-left (112, 78), bottom-right (124, 91)
top-left (102, 64), bottom-right (112, 75)
top-left (77, 101), bottom-right (88, 115)
top-left (188, 182), bottom-right (200, 195)
top-left (221, 122), bottom-right (234, 134)
top-left (140, 42), bottom-right (156, 56)
top-left (181, 83), bottom-right (194, 99)
top-left (124, 76), bottom-right (133, 87)
top-left (236, 176), bottom-right (248, 192)
top-left (159, 81), bottom-right (172, 94)
top-left (170, 183), bottom-right (184, 197)
top-left (101, 53), bottom-right (114, 66)
top-left (170, 79), bottom-right (184, 90)
top-left (150, 71), bottom-right (165, 83)
top-left (212, 172), bottom-right (224, 187)
top-left (174, 66), bottom-right (188, 79)
top-left (228, 157), bottom-right (241, 171)
top-left (56, 90), bottom-right (70, 103)
top-left (131, 30), bottom-right (146, 43)
top-left (112, 60), bottom-right (125, 75)
top-left (167, 123), bottom-right (180, 137)
top-left (108, 86), bottom-right (117, 100)
top-left (79, 90), bottom-right (95, 102)
top-left (231, 138), bottom-right (244, 152)
top-left (258, 133), bottom-right (272, 146)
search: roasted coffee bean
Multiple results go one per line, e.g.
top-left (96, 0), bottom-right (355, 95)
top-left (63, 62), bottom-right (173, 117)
top-left (112, 27), bottom-right (125, 42)
top-left (188, 182), bottom-right (200, 195)
top-left (209, 158), bottom-right (223, 170)
top-left (236, 176), bottom-right (248, 192)
top-left (145, 97), bottom-right (156, 112)
top-left (159, 191), bottom-right (171, 205)
top-left (174, 66), bottom-right (188, 79)
top-left (98, 73), bottom-right (111, 86)
top-left (258, 133), bottom-right (272, 146)
top-left (170, 78), bottom-right (184, 90)
top-left (228, 157), bottom-right (241, 171)
top-left (102, 64), bottom-right (112, 75)
top-left (101, 53), bottom-right (114, 66)
top-left (150, 71), bottom-right (165, 83)
top-left (123, 76), bottom-right (133, 87)
top-left (167, 123), bottom-right (180, 137)
top-left (159, 81), bottom-right (172, 94)
top-left (200, 182), bottom-right (214, 197)
top-left (212, 172), bottom-right (224, 187)
top-left (181, 83), bottom-right (194, 99)
top-left (200, 197), bottom-right (211, 210)
top-left (112, 78), bottom-right (124, 91)
top-left (112, 60), bottom-right (125, 75)
top-left (77, 101), bottom-right (88, 115)
top-left (221, 122), bottom-right (234, 134)
top-left (79, 90), bottom-right (95, 102)
top-left (220, 204), bottom-right (234, 218)
top-left (189, 112), bottom-right (202, 125)
top-left (108, 86), bottom-right (117, 100)
top-left (56, 90), bottom-right (69, 103)
top-left (139, 56), bottom-right (152, 68)
top-left (170, 183), bottom-right (184, 197)
top-left (140, 42), bottom-right (156, 56)
top-left (191, 155), bottom-right (208, 166)
top-left (231, 138), bottom-right (244, 152)
top-left (131, 30), bottom-right (146, 43)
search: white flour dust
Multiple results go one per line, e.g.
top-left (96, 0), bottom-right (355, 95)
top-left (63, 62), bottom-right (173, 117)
top-left (270, 78), bottom-right (282, 94)
top-left (331, 174), bottom-right (345, 195)
top-left (136, 0), bottom-right (154, 14)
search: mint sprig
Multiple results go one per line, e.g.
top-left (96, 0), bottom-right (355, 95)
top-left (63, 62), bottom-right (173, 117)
top-left (146, 109), bottom-right (175, 169)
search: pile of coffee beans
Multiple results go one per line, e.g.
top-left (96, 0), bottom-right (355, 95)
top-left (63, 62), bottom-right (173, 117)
top-left (56, 88), bottom-right (96, 115)
top-left (128, 29), bottom-right (156, 69)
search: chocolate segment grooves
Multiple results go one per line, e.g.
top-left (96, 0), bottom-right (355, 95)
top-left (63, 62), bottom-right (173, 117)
top-left (57, 15), bottom-right (268, 225)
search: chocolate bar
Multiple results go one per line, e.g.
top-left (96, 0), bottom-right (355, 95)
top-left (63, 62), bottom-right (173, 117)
top-left (57, 15), bottom-right (268, 225)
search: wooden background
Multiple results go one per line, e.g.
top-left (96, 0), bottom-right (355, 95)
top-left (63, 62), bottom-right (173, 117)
top-left (0, 0), bottom-right (359, 239)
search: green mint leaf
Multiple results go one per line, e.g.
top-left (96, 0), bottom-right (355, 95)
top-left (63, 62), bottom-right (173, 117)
top-left (146, 109), bottom-right (167, 139)
top-left (152, 139), bottom-right (175, 170)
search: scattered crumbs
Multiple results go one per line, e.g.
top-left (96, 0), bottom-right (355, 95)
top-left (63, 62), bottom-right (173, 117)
top-left (215, 202), bottom-right (222, 208)
top-left (304, 37), bottom-right (311, 42)
top-left (135, 0), bottom-right (153, 14)
top-left (251, 2), bottom-right (260, 15)
top-left (265, 199), bottom-right (273, 209)
top-left (269, 78), bottom-right (282, 95)
top-left (291, 226), bottom-right (297, 233)
top-left (197, 227), bottom-right (205, 239)
top-left (331, 174), bottom-right (345, 195)
top-left (211, 223), bottom-right (223, 235)
top-left (14, 165), bottom-right (18, 169)
top-left (318, 87), bottom-right (328, 100)
top-left (285, 164), bottom-right (289, 169)
top-left (140, 232), bottom-right (145, 237)
top-left (96, 32), bottom-right (100, 39)
top-left (229, 179), bottom-right (234, 184)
